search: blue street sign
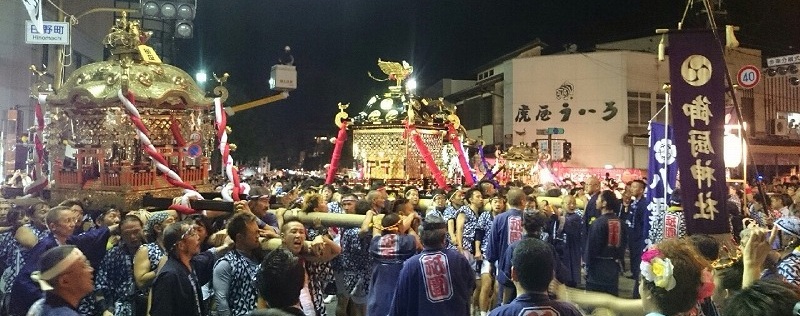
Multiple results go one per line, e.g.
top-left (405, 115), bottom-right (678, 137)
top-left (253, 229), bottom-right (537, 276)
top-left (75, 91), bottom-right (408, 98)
top-left (546, 128), bottom-right (564, 135)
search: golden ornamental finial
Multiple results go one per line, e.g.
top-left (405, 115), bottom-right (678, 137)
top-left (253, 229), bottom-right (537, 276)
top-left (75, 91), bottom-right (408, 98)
top-left (212, 72), bottom-right (230, 103)
top-left (29, 65), bottom-right (50, 96)
top-left (335, 102), bottom-right (350, 128)
top-left (214, 73), bottom-right (230, 86)
top-left (104, 11), bottom-right (153, 55)
top-left (368, 59), bottom-right (414, 88)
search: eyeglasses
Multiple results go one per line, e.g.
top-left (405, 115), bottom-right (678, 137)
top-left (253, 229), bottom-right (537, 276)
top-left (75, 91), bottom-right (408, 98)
top-left (247, 195), bottom-right (271, 202)
top-left (59, 216), bottom-right (79, 224)
top-left (180, 225), bottom-right (197, 240)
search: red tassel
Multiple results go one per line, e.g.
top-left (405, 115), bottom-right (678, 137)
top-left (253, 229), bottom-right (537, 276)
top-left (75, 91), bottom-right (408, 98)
top-left (408, 125), bottom-right (449, 191)
top-left (170, 115), bottom-right (187, 147)
top-left (326, 122), bottom-right (348, 184)
top-left (169, 204), bottom-right (198, 215)
top-left (231, 166), bottom-right (241, 201)
top-left (447, 123), bottom-right (474, 186)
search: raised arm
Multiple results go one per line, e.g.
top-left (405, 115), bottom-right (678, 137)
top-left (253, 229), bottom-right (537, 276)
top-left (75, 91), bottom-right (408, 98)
top-left (360, 210), bottom-right (375, 236)
top-left (455, 212), bottom-right (466, 253)
top-left (212, 260), bottom-right (234, 316)
top-left (305, 234), bottom-right (342, 263)
top-left (133, 246), bottom-right (158, 289)
top-left (15, 226), bottom-right (39, 249)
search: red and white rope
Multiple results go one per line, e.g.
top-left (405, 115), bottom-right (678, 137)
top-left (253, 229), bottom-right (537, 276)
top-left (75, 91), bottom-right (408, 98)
top-left (22, 94), bottom-right (49, 197)
top-left (118, 89), bottom-right (202, 214)
top-left (214, 98), bottom-right (247, 201)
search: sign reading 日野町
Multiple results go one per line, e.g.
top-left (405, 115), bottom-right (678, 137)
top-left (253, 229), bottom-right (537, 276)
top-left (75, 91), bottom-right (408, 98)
top-left (25, 20), bottom-right (69, 45)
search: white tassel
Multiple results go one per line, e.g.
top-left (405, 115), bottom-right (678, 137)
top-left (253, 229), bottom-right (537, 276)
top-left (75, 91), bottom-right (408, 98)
top-left (726, 25), bottom-right (740, 48)
top-left (658, 34), bottom-right (666, 62)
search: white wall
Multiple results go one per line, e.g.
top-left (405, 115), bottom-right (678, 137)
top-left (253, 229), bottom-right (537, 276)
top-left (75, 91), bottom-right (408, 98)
top-left (632, 146), bottom-right (649, 169)
top-left (0, 0), bottom-right (113, 119)
top-left (0, 0), bottom-right (39, 113)
top-left (509, 52), bottom-right (630, 168)
top-left (624, 51), bottom-right (669, 94)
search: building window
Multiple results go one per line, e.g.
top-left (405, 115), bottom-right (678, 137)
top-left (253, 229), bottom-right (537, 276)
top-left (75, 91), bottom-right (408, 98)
top-left (458, 96), bottom-right (493, 130)
top-left (41, 45), bottom-right (49, 69)
top-left (477, 70), bottom-right (495, 82)
top-left (654, 93), bottom-right (666, 123)
top-left (740, 89), bottom-right (755, 125)
top-left (627, 91), bottom-right (652, 126)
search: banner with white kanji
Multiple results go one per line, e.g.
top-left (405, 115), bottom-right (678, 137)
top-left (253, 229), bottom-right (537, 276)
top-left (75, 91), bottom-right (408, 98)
top-left (646, 121), bottom-right (678, 244)
top-left (668, 29), bottom-right (730, 234)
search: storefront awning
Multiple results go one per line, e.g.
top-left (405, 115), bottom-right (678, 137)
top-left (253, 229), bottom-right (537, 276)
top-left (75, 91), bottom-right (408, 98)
top-left (749, 144), bottom-right (800, 155)
top-left (748, 144), bottom-right (800, 165)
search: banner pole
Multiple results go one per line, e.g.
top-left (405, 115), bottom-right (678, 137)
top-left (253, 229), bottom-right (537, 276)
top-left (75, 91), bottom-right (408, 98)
top-left (663, 88), bottom-right (670, 204)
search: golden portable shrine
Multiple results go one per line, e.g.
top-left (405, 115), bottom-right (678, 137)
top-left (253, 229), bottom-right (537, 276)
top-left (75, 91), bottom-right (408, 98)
top-left (330, 60), bottom-right (475, 191)
top-left (499, 142), bottom-right (560, 187)
top-left (40, 13), bottom-right (220, 209)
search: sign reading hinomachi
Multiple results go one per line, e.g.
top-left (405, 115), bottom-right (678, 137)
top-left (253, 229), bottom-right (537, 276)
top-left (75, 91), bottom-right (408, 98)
top-left (25, 20), bottom-right (69, 45)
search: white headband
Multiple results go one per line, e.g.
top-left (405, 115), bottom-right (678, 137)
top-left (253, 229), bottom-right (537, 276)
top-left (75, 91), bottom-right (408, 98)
top-left (30, 248), bottom-right (83, 291)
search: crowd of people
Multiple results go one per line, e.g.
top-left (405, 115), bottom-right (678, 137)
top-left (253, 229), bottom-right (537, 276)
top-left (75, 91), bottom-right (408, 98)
top-left (1, 172), bottom-right (800, 316)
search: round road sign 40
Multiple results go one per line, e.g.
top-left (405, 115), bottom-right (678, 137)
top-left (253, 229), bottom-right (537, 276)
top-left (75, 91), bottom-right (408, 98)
top-left (737, 65), bottom-right (761, 89)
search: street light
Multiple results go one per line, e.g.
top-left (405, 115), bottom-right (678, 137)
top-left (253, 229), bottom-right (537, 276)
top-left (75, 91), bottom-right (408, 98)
top-left (177, 3), bottom-right (194, 19)
top-left (195, 71), bottom-right (207, 83)
top-left (406, 78), bottom-right (417, 91)
top-left (142, 0), bottom-right (194, 19)
top-left (140, 0), bottom-right (196, 38)
top-left (723, 133), bottom-right (742, 168)
top-left (176, 21), bottom-right (193, 39)
top-left (724, 124), bottom-right (744, 168)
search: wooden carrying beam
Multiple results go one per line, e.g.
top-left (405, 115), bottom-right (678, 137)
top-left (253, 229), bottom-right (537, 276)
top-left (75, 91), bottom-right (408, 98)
top-left (270, 209), bottom-right (367, 228)
top-left (141, 195), bottom-right (237, 213)
top-left (141, 195), bottom-right (368, 228)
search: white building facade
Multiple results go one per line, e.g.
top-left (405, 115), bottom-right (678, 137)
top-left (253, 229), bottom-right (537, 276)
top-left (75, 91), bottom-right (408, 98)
top-left (446, 38), bottom-right (779, 181)
top-left (505, 50), bottom-right (669, 170)
top-left (449, 48), bottom-right (669, 171)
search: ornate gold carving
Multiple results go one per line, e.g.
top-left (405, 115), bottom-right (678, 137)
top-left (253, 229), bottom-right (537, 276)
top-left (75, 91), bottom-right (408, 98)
top-left (173, 76), bottom-right (188, 90)
top-left (335, 102), bottom-right (349, 127)
top-left (149, 64), bottom-right (165, 76)
top-left (75, 72), bottom-right (92, 86)
top-left (213, 72), bottom-right (229, 86)
top-left (211, 73), bottom-right (229, 103)
top-left (104, 12), bottom-right (143, 52)
top-left (29, 65), bottom-right (50, 95)
top-left (137, 72), bottom-right (153, 87)
top-left (106, 72), bottom-right (121, 86)
top-left (45, 14), bottom-right (218, 202)
top-left (369, 59), bottom-right (413, 87)
top-left (213, 86), bottom-right (229, 103)
top-left (501, 143), bottom-right (539, 161)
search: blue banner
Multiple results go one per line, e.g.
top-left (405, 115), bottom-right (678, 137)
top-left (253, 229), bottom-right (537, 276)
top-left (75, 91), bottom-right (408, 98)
top-left (646, 121), bottom-right (678, 244)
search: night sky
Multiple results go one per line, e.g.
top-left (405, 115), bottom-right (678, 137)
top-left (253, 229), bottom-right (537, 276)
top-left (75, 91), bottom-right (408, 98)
top-left (174, 0), bottom-right (798, 169)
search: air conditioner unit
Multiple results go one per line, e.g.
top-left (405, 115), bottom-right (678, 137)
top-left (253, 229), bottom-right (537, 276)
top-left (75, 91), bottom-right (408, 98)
top-left (632, 136), bottom-right (649, 146)
top-left (775, 112), bottom-right (789, 136)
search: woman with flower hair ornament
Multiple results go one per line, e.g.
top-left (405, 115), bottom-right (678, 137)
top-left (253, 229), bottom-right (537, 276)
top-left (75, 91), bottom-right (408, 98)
top-left (640, 238), bottom-right (714, 316)
top-left (557, 238), bottom-right (716, 316)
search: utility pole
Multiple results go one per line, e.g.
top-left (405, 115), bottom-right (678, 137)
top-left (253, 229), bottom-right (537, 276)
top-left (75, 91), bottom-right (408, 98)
top-left (52, 0), bottom-right (64, 91)
top-left (51, 4), bottom-right (138, 92)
